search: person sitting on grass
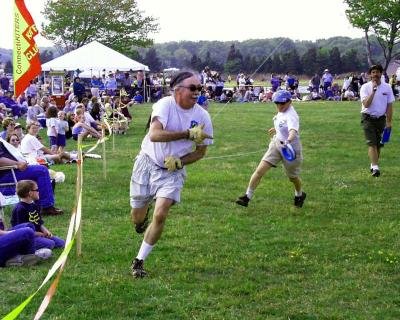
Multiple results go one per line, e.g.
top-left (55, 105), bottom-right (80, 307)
top-left (14, 122), bottom-right (25, 141)
top-left (116, 95), bottom-right (133, 123)
top-left (11, 180), bottom-right (65, 250)
top-left (0, 117), bottom-right (15, 140)
top-left (219, 90), bottom-right (229, 103)
top-left (20, 122), bottom-right (71, 165)
top-left (0, 220), bottom-right (52, 267)
top-left (311, 88), bottom-right (322, 100)
top-left (342, 88), bottom-right (357, 101)
top-left (75, 104), bottom-right (102, 132)
top-left (133, 91), bottom-right (144, 104)
top-left (72, 108), bottom-right (102, 141)
top-left (0, 103), bottom-right (11, 122)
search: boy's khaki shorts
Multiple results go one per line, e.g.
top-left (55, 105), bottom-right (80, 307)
top-left (262, 137), bottom-right (303, 178)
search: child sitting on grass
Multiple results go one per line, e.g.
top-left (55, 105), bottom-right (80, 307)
top-left (72, 108), bottom-right (102, 141)
top-left (11, 180), bottom-right (65, 250)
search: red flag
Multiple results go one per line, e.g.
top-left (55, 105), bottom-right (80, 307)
top-left (13, 0), bottom-right (42, 97)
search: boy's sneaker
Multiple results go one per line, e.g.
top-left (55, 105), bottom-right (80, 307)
top-left (371, 169), bottom-right (380, 177)
top-left (294, 192), bottom-right (307, 208)
top-left (131, 258), bottom-right (147, 278)
top-left (5, 254), bottom-right (40, 267)
top-left (135, 206), bottom-right (150, 234)
top-left (35, 248), bottom-right (53, 260)
top-left (235, 194), bottom-right (250, 207)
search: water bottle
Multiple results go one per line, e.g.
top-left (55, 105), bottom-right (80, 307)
top-left (381, 127), bottom-right (391, 144)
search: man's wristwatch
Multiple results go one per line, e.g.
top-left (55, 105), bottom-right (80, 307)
top-left (373, 87), bottom-right (377, 92)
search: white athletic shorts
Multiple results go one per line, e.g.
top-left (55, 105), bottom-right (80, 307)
top-left (262, 136), bottom-right (303, 178)
top-left (130, 153), bottom-right (186, 208)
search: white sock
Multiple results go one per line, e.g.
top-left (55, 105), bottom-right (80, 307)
top-left (371, 165), bottom-right (379, 170)
top-left (295, 190), bottom-right (302, 197)
top-left (246, 188), bottom-right (254, 199)
top-left (136, 241), bottom-right (154, 261)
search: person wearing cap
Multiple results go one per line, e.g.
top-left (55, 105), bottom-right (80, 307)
top-left (236, 89), bottom-right (306, 208)
top-left (0, 117), bottom-right (15, 140)
top-left (322, 69), bottom-right (333, 93)
top-left (129, 70), bottom-right (213, 278)
top-left (13, 123), bottom-right (25, 141)
top-left (360, 64), bottom-right (395, 177)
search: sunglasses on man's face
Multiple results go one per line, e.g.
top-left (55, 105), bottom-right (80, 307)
top-left (179, 84), bottom-right (203, 92)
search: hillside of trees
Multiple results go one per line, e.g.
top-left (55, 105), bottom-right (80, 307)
top-left (1, 36), bottom-right (391, 76)
top-left (138, 36), bottom-right (390, 76)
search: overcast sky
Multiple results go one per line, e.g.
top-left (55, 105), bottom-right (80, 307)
top-left (1, 0), bottom-right (365, 49)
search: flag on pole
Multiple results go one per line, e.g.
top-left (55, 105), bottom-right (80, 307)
top-left (13, 0), bottom-right (41, 97)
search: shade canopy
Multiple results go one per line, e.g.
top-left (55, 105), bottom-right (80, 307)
top-left (41, 40), bottom-right (149, 72)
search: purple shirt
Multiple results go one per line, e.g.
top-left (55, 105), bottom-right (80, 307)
top-left (322, 73), bottom-right (333, 84)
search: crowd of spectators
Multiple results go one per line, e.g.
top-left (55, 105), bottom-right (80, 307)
top-left (194, 67), bottom-right (399, 104)
top-left (0, 67), bottom-right (399, 130)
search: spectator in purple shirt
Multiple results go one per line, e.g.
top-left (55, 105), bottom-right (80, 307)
top-left (322, 69), bottom-right (334, 93)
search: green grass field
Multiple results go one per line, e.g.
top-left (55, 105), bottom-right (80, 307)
top-left (1, 100), bottom-right (400, 319)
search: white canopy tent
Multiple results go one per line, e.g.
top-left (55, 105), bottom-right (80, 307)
top-left (41, 40), bottom-right (149, 73)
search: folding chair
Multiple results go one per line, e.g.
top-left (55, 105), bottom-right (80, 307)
top-left (0, 165), bottom-right (20, 225)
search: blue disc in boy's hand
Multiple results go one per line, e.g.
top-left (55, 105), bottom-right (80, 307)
top-left (281, 143), bottom-right (296, 161)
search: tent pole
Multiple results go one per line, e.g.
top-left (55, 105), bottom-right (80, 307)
top-left (143, 70), bottom-right (146, 103)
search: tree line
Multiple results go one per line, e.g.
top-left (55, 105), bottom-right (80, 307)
top-left (0, 36), bottom-right (391, 78)
top-left (139, 36), bottom-right (393, 76)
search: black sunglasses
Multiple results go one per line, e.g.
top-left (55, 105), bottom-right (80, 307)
top-left (178, 84), bottom-right (203, 92)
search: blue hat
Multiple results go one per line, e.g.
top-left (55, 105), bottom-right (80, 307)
top-left (272, 90), bottom-right (292, 103)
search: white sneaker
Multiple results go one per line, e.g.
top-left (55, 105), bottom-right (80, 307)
top-left (35, 248), bottom-right (53, 260)
top-left (70, 153), bottom-right (78, 161)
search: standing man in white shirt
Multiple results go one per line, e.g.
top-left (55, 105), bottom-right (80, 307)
top-left (130, 71), bottom-right (213, 278)
top-left (360, 64), bottom-right (395, 177)
top-left (236, 90), bottom-right (306, 208)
